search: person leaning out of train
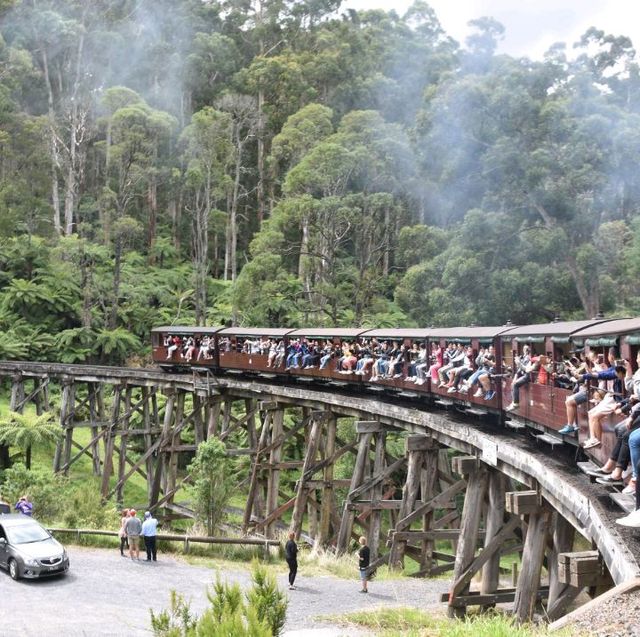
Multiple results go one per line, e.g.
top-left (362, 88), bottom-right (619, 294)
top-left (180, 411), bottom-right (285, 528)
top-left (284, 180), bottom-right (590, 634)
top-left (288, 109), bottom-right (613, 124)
top-left (581, 364), bottom-right (627, 449)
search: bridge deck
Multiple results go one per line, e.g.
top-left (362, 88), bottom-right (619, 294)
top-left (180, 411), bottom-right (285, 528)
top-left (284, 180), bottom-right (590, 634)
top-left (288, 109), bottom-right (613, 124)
top-left (0, 360), bottom-right (638, 586)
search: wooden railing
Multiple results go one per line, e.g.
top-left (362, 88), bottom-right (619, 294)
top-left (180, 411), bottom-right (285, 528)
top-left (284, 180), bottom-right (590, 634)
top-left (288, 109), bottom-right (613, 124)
top-left (48, 527), bottom-right (280, 555)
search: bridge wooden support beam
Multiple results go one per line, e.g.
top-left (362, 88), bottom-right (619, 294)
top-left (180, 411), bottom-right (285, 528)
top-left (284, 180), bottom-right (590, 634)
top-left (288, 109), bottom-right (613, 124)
top-left (448, 457), bottom-right (488, 618)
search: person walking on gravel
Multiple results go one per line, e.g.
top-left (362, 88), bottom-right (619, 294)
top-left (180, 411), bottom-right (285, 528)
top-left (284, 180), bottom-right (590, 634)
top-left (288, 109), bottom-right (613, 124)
top-left (125, 509), bottom-right (142, 560)
top-left (285, 532), bottom-right (298, 590)
top-left (358, 536), bottom-right (370, 593)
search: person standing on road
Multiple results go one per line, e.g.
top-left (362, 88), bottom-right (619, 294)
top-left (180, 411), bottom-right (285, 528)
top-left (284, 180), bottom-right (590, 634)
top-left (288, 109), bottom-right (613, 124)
top-left (118, 509), bottom-right (129, 557)
top-left (358, 536), bottom-right (370, 594)
top-left (285, 532), bottom-right (298, 590)
top-left (141, 511), bottom-right (158, 562)
top-left (15, 495), bottom-right (33, 516)
top-left (125, 509), bottom-right (142, 560)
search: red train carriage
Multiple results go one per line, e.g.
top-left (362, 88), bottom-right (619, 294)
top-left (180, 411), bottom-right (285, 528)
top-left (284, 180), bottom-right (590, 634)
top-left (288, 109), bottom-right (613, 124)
top-left (501, 319), bottom-right (611, 437)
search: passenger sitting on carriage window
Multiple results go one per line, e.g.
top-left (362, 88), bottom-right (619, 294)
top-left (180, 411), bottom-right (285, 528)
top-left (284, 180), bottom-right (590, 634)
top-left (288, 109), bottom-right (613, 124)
top-left (446, 346), bottom-right (473, 393)
top-left (390, 344), bottom-right (407, 379)
top-left (406, 344), bottom-right (427, 382)
top-left (165, 335), bottom-right (181, 359)
top-left (319, 343), bottom-right (334, 369)
top-left (301, 341), bottom-right (319, 368)
top-left (273, 340), bottom-right (286, 368)
top-left (259, 337), bottom-right (271, 355)
top-left (580, 362), bottom-right (627, 450)
top-left (505, 345), bottom-right (533, 411)
top-left (425, 342), bottom-right (443, 385)
top-left (370, 342), bottom-right (390, 381)
top-left (462, 346), bottom-right (488, 396)
top-left (355, 344), bottom-right (374, 375)
top-left (197, 336), bottom-right (210, 361)
top-left (184, 336), bottom-right (196, 361)
top-left (534, 354), bottom-right (551, 385)
top-left (438, 343), bottom-right (465, 387)
top-left (285, 340), bottom-right (301, 369)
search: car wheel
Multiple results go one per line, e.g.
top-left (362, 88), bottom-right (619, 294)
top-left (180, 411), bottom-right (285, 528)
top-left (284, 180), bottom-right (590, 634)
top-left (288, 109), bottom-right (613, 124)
top-left (8, 559), bottom-right (19, 581)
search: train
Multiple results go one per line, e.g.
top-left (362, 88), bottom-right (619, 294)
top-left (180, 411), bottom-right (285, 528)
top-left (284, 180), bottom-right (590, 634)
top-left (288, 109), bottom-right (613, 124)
top-left (151, 317), bottom-right (640, 467)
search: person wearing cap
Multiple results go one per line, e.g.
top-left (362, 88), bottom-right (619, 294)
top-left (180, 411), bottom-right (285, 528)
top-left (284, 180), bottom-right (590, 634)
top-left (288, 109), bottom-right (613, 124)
top-left (141, 511), bottom-right (158, 562)
top-left (125, 509), bottom-right (142, 560)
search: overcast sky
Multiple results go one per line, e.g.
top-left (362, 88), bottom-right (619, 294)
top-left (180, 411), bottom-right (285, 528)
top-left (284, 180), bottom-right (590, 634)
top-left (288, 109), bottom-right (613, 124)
top-left (342, 0), bottom-right (640, 59)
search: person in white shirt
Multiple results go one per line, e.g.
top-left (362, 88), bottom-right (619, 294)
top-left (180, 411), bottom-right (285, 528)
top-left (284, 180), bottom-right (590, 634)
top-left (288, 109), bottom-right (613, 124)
top-left (141, 511), bottom-right (158, 562)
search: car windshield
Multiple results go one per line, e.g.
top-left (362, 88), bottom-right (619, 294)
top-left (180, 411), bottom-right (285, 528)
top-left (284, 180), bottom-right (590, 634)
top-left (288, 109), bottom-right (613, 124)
top-left (6, 523), bottom-right (50, 544)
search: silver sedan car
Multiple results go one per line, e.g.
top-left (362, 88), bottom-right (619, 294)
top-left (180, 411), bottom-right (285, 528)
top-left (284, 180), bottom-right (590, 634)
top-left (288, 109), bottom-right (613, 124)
top-left (0, 514), bottom-right (69, 580)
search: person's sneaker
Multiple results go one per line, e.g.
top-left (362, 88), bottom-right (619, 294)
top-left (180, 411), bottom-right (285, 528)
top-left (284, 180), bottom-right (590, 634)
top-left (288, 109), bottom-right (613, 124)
top-left (596, 475), bottom-right (624, 485)
top-left (359, 589), bottom-right (368, 593)
top-left (483, 390), bottom-right (495, 401)
top-left (473, 388), bottom-right (484, 398)
top-left (459, 385), bottom-right (469, 393)
top-left (583, 438), bottom-right (601, 450)
top-left (616, 508), bottom-right (640, 527)
top-left (623, 481), bottom-right (637, 494)
top-left (447, 386), bottom-right (457, 393)
top-left (558, 424), bottom-right (579, 435)
top-left (289, 585), bottom-right (296, 590)
top-left (505, 402), bottom-right (518, 411)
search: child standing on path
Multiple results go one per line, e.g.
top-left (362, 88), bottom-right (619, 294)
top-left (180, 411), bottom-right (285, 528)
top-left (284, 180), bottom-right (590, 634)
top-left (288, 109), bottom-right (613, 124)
top-left (285, 532), bottom-right (298, 590)
top-left (358, 536), bottom-right (370, 593)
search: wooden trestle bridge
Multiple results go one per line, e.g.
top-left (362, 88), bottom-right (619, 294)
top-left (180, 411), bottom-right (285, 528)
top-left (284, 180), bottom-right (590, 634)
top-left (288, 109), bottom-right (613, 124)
top-left (0, 361), bottom-right (638, 622)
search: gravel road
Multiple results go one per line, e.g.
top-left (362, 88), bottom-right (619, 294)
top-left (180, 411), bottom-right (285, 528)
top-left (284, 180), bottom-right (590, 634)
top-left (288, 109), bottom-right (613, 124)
top-left (0, 546), bottom-right (450, 636)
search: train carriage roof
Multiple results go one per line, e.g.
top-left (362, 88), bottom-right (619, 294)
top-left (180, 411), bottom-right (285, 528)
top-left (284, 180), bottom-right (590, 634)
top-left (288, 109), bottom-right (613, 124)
top-left (151, 326), bottom-right (225, 335)
top-left (359, 328), bottom-right (431, 339)
top-left (571, 318), bottom-right (640, 346)
top-left (286, 328), bottom-right (367, 339)
top-left (428, 326), bottom-right (515, 344)
top-left (217, 327), bottom-right (294, 337)
top-left (501, 319), bottom-right (610, 343)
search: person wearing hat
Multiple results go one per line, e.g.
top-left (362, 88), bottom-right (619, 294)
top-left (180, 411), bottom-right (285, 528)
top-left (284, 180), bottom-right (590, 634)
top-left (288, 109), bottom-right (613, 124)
top-left (125, 509), bottom-right (142, 560)
top-left (141, 511), bottom-right (158, 561)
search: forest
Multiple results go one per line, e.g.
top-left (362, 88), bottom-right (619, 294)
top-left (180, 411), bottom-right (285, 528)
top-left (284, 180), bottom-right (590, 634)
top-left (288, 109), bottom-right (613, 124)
top-left (2, 0), bottom-right (640, 365)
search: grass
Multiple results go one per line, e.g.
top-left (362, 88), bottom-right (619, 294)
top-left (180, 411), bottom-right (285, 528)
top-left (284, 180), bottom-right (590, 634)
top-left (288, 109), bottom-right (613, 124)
top-left (329, 608), bottom-right (583, 637)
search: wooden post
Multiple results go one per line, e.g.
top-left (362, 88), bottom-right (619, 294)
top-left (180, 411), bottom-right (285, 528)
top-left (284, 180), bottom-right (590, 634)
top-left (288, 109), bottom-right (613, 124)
top-left (9, 373), bottom-right (25, 413)
top-left (242, 408), bottom-right (272, 532)
top-left (290, 413), bottom-right (324, 539)
top-left (448, 458), bottom-right (488, 618)
top-left (116, 386), bottom-right (133, 504)
top-left (165, 390), bottom-right (185, 500)
top-left (88, 383), bottom-right (102, 476)
top-left (481, 470), bottom-right (506, 601)
top-left (101, 384), bottom-right (123, 498)
top-left (368, 430), bottom-right (387, 561)
top-left (336, 427), bottom-right (373, 554)
top-left (265, 408), bottom-right (284, 538)
top-left (513, 503), bottom-right (551, 623)
top-left (61, 380), bottom-right (76, 476)
top-left (420, 446), bottom-right (439, 573)
top-left (207, 397), bottom-right (222, 438)
top-left (193, 394), bottom-right (204, 446)
top-left (389, 438), bottom-right (430, 569)
top-left (546, 512), bottom-right (577, 620)
top-left (143, 387), bottom-right (154, 500)
top-left (149, 391), bottom-right (174, 507)
top-left (318, 413), bottom-right (337, 547)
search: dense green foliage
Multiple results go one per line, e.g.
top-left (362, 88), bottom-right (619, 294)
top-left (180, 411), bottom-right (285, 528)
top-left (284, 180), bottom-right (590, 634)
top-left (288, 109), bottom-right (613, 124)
top-left (2, 1), bottom-right (640, 362)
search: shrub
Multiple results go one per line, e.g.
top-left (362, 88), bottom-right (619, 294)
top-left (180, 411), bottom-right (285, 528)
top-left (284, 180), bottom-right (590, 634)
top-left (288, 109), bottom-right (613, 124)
top-left (150, 564), bottom-right (287, 636)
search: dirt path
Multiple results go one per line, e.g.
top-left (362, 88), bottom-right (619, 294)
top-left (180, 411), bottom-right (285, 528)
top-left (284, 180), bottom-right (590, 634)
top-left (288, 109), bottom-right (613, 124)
top-left (0, 546), bottom-right (451, 636)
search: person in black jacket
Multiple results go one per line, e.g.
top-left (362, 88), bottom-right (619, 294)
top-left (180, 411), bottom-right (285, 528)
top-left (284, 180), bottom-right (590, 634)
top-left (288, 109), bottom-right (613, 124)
top-left (285, 532), bottom-right (298, 590)
top-left (358, 536), bottom-right (370, 593)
